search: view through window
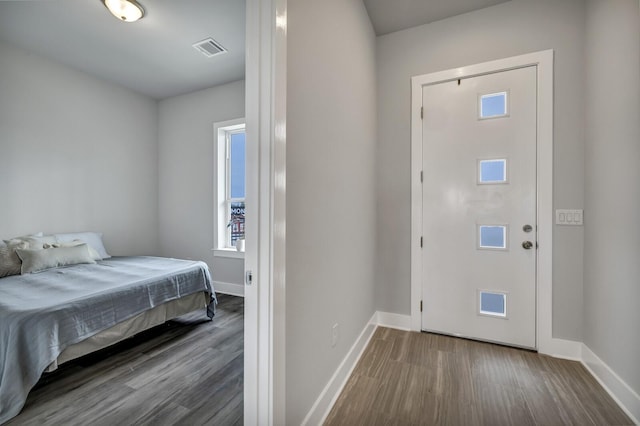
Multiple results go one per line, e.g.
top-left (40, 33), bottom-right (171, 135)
top-left (228, 131), bottom-right (245, 247)
top-left (215, 118), bottom-right (246, 253)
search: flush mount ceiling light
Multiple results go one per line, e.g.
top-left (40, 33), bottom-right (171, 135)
top-left (102, 0), bottom-right (145, 22)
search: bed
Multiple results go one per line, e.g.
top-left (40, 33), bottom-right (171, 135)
top-left (0, 255), bottom-right (216, 424)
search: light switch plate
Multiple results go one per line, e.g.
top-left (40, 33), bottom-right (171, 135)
top-left (556, 209), bottom-right (583, 225)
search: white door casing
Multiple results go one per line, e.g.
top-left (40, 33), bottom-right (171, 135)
top-left (421, 67), bottom-right (537, 348)
top-left (245, 0), bottom-right (287, 423)
top-left (410, 50), bottom-right (560, 355)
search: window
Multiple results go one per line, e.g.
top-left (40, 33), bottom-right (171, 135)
top-left (477, 225), bottom-right (508, 250)
top-left (214, 118), bottom-right (246, 257)
top-left (478, 158), bottom-right (507, 184)
top-left (479, 91), bottom-right (508, 119)
top-left (479, 291), bottom-right (507, 318)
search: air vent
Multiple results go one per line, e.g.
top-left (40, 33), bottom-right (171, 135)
top-left (192, 38), bottom-right (227, 58)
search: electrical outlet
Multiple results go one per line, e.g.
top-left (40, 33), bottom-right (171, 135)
top-left (332, 323), bottom-right (339, 348)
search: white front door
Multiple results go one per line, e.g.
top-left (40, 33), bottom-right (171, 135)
top-left (421, 66), bottom-right (537, 349)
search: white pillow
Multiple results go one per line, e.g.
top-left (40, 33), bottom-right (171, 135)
top-left (0, 241), bottom-right (29, 278)
top-left (16, 244), bottom-right (96, 274)
top-left (53, 232), bottom-right (110, 259)
top-left (44, 240), bottom-right (102, 261)
top-left (2, 232), bottom-right (46, 248)
top-left (3, 235), bottom-right (57, 249)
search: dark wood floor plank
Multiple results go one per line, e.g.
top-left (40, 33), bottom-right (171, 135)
top-left (323, 373), bottom-right (384, 425)
top-left (6, 294), bottom-right (244, 426)
top-left (175, 355), bottom-right (243, 425)
top-left (325, 327), bottom-right (633, 426)
top-left (356, 337), bottom-right (394, 379)
top-left (476, 383), bottom-right (535, 426)
top-left (371, 359), bottom-right (414, 420)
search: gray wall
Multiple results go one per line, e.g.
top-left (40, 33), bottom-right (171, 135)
top-left (157, 80), bottom-right (245, 286)
top-left (584, 0), bottom-right (640, 394)
top-left (0, 41), bottom-right (159, 256)
top-left (0, 41), bottom-right (244, 286)
top-left (285, 0), bottom-right (377, 423)
top-left (375, 0), bottom-right (586, 341)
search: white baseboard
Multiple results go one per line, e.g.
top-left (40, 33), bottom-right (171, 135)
top-left (301, 312), bottom-right (378, 426)
top-left (212, 280), bottom-right (244, 297)
top-left (544, 339), bottom-right (640, 423)
top-left (581, 344), bottom-right (640, 424)
top-left (539, 337), bottom-right (583, 361)
top-left (375, 311), bottom-right (412, 331)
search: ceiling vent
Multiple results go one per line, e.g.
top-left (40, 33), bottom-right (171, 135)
top-left (192, 38), bottom-right (227, 58)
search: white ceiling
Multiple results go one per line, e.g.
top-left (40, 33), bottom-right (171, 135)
top-left (0, 0), bottom-right (512, 99)
top-left (362, 0), bottom-right (511, 36)
top-left (0, 0), bottom-right (245, 100)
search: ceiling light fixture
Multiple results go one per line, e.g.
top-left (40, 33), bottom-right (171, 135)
top-left (102, 0), bottom-right (145, 22)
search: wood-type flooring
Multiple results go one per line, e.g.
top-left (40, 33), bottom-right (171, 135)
top-left (325, 327), bottom-right (633, 426)
top-left (9, 302), bottom-right (633, 426)
top-left (7, 294), bottom-right (243, 426)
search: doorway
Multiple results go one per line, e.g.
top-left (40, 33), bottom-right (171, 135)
top-left (410, 51), bottom-right (555, 352)
top-left (421, 67), bottom-right (537, 348)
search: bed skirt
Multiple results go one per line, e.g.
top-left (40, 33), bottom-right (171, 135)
top-left (45, 291), bottom-right (209, 372)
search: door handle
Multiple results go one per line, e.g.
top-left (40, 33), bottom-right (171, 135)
top-left (522, 241), bottom-right (533, 250)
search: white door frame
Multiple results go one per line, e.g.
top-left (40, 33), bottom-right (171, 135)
top-left (410, 50), bottom-right (563, 356)
top-left (245, 0), bottom-right (287, 424)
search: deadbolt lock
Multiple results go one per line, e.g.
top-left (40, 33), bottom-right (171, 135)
top-left (523, 224), bottom-right (533, 233)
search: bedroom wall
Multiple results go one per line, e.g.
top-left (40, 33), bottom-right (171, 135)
top-left (584, 0), bottom-right (640, 395)
top-left (0, 41), bottom-right (159, 256)
top-left (157, 80), bottom-right (245, 289)
top-left (374, 0), bottom-right (586, 341)
top-left (286, 0), bottom-right (377, 423)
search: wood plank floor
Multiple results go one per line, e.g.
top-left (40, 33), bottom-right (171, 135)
top-left (325, 327), bottom-right (633, 426)
top-left (7, 294), bottom-right (243, 426)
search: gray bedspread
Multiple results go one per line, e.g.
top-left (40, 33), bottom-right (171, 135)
top-left (0, 256), bottom-right (215, 424)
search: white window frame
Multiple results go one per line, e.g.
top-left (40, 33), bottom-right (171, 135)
top-left (213, 118), bottom-right (246, 259)
top-left (478, 90), bottom-right (510, 120)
